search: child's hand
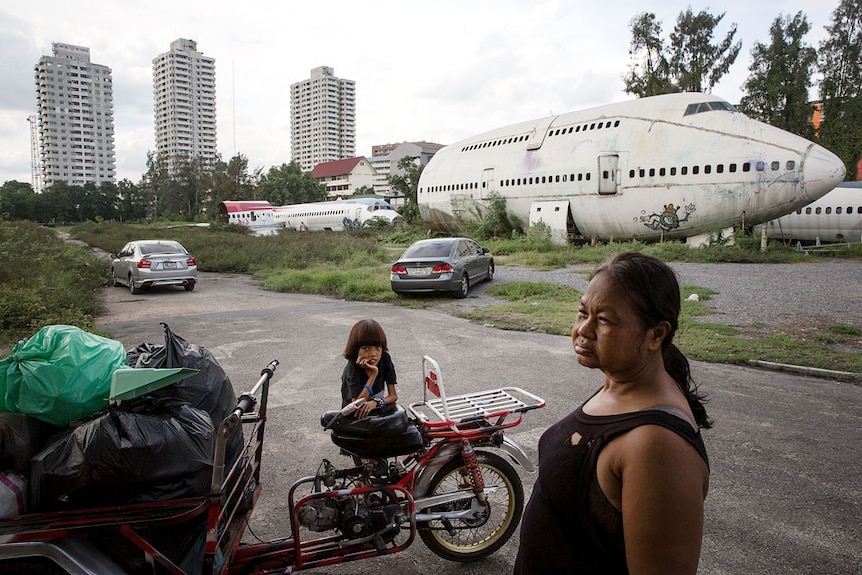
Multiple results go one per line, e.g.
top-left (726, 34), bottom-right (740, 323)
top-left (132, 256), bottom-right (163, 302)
top-left (356, 357), bottom-right (379, 379)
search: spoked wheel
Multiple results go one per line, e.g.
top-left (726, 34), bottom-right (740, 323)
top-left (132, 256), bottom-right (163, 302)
top-left (418, 451), bottom-right (523, 562)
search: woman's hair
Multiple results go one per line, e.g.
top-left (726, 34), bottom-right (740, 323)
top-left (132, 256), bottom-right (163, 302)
top-left (343, 319), bottom-right (389, 361)
top-left (591, 252), bottom-right (712, 429)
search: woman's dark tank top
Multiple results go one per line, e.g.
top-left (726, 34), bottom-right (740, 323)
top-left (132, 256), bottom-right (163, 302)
top-left (513, 398), bottom-right (709, 575)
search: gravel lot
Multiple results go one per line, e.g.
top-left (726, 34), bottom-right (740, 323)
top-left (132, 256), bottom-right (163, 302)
top-left (438, 260), bottom-right (862, 337)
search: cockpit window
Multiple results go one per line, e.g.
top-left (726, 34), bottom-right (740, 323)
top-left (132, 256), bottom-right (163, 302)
top-left (684, 101), bottom-right (738, 116)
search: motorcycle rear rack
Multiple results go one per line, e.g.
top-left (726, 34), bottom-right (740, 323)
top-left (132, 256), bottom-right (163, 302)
top-left (408, 356), bottom-right (545, 436)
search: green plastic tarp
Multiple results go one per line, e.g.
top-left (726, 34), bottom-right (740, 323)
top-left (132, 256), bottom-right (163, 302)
top-left (0, 325), bottom-right (128, 426)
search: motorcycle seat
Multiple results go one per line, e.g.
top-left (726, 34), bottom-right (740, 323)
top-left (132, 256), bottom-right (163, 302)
top-left (320, 404), bottom-right (408, 437)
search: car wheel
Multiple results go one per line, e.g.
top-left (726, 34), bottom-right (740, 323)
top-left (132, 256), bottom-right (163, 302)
top-left (487, 262), bottom-right (495, 282)
top-left (456, 275), bottom-right (469, 299)
top-left (184, 282), bottom-right (195, 292)
top-left (129, 275), bottom-right (140, 295)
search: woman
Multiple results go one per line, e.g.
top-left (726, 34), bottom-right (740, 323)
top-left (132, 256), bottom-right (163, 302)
top-left (514, 252), bottom-right (711, 575)
top-left (341, 319), bottom-right (398, 419)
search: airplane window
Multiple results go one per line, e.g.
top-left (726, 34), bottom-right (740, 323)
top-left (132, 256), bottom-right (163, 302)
top-left (682, 167), bottom-right (688, 175)
top-left (590, 123), bottom-right (595, 130)
top-left (556, 175), bottom-right (560, 182)
top-left (576, 126), bottom-right (581, 132)
top-left (837, 207), bottom-right (843, 214)
top-left (586, 173), bottom-right (591, 180)
top-left (787, 161), bottom-right (796, 170)
top-left (670, 167), bottom-right (677, 175)
top-left (704, 165), bottom-right (712, 174)
top-left (743, 162), bottom-right (751, 172)
top-left (570, 173), bottom-right (576, 180)
top-left (614, 120), bottom-right (620, 127)
top-left (693, 166), bottom-right (700, 175)
top-left (826, 207), bottom-right (832, 214)
top-left (730, 164), bottom-right (737, 172)
top-left (630, 170), bottom-right (636, 178)
top-left (603, 171), bottom-right (609, 179)
top-left (857, 207), bottom-right (862, 214)
top-left (542, 176), bottom-right (547, 183)
top-left (563, 175), bottom-right (567, 182)
top-left (660, 168), bottom-right (666, 176)
top-left (757, 161), bottom-right (765, 171)
top-left (639, 169), bottom-right (645, 177)
top-left (815, 207), bottom-right (822, 214)
top-left (649, 168), bottom-right (655, 177)
top-left (568, 127), bottom-right (574, 133)
top-left (771, 161), bottom-right (780, 171)
top-left (578, 174), bottom-right (583, 181)
top-left (717, 165), bottom-right (724, 173)
top-left (598, 122), bottom-right (603, 129)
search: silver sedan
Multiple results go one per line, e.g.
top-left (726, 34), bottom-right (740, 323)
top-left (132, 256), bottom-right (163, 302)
top-left (110, 240), bottom-right (197, 294)
top-left (390, 237), bottom-right (494, 298)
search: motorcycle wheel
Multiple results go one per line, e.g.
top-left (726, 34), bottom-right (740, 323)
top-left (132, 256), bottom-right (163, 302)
top-left (418, 450), bottom-right (523, 562)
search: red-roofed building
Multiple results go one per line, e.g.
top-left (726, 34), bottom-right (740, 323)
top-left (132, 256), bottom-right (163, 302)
top-left (311, 157), bottom-right (378, 198)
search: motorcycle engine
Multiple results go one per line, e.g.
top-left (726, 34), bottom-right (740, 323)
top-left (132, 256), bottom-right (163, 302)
top-left (297, 499), bottom-right (339, 532)
top-left (341, 506), bottom-right (391, 539)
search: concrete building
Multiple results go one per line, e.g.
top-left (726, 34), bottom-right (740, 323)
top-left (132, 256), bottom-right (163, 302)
top-left (291, 66), bottom-right (356, 172)
top-left (34, 42), bottom-right (116, 186)
top-left (311, 157), bottom-right (377, 198)
top-left (152, 38), bottom-right (217, 172)
top-left (368, 141), bottom-right (445, 196)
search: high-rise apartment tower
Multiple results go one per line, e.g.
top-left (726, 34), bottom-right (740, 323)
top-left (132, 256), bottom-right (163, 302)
top-left (152, 38), bottom-right (217, 171)
top-left (34, 43), bottom-right (116, 186)
top-left (290, 66), bottom-right (356, 172)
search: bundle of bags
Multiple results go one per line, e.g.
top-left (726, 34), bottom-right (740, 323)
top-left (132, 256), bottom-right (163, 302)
top-left (0, 324), bottom-right (243, 515)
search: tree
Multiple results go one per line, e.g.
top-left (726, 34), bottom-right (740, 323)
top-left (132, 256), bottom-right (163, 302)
top-left (818, 0), bottom-right (862, 179)
top-left (624, 8), bottom-right (741, 97)
top-left (388, 157), bottom-right (423, 224)
top-left (256, 161), bottom-right (326, 206)
top-left (668, 8), bottom-right (741, 93)
top-left (0, 181), bottom-right (38, 221)
top-left (623, 13), bottom-right (675, 97)
top-left (738, 12), bottom-right (817, 138)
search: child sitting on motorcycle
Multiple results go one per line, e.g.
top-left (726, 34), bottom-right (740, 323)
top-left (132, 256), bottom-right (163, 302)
top-left (341, 319), bottom-right (399, 420)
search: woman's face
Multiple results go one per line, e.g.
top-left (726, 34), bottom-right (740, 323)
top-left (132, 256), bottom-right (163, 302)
top-left (356, 344), bottom-right (382, 366)
top-left (572, 273), bottom-right (652, 379)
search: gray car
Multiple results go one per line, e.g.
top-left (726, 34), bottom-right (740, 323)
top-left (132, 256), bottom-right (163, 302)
top-left (110, 240), bottom-right (197, 294)
top-left (390, 237), bottom-right (494, 298)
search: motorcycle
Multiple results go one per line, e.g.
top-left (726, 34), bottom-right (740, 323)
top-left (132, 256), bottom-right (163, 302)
top-left (0, 356), bottom-right (545, 574)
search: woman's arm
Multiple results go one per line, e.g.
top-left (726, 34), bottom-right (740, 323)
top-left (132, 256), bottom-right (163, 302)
top-left (618, 425), bottom-right (709, 575)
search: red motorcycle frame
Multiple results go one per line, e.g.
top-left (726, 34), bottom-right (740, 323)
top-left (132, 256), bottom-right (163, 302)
top-left (0, 357), bottom-right (545, 574)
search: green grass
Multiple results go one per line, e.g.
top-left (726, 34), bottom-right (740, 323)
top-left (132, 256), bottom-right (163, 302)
top-left (1, 220), bottom-right (858, 378)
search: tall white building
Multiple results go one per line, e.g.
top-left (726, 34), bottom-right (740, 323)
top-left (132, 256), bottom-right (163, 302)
top-left (290, 66), bottom-right (355, 172)
top-left (152, 38), bottom-right (217, 171)
top-left (34, 43), bottom-right (116, 186)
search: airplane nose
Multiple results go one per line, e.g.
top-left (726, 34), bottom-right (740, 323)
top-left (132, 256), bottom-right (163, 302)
top-left (801, 143), bottom-right (846, 202)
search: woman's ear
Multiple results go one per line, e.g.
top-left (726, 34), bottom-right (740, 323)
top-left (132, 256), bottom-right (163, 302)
top-left (648, 321), bottom-right (672, 351)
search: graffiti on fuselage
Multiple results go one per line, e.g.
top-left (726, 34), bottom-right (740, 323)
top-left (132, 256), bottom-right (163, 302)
top-left (639, 203), bottom-right (696, 232)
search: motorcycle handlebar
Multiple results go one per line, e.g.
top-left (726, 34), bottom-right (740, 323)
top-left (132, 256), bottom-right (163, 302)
top-left (233, 360), bottom-right (279, 419)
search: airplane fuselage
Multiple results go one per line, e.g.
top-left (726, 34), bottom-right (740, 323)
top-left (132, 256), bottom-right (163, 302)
top-left (764, 182), bottom-right (862, 244)
top-left (417, 93), bottom-right (846, 243)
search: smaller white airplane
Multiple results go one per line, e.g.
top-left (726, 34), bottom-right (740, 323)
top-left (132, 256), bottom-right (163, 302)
top-left (218, 198), bottom-right (402, 234)
top-left (762, 181), bottom-right (862, 244)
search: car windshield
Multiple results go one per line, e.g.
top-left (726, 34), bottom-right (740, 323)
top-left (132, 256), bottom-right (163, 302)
top-left (140, 243), bottom-right (184, 255)
top-left (401, 243), bottom-right (453, 258)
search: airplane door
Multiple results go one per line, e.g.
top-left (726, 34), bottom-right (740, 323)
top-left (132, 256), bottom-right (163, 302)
top-left (481, 168), bottom-right (495, 199)
top-left (598, 155), bottom-right (619, 195)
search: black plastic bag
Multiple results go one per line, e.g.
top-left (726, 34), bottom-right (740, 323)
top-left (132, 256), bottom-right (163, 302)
top-left (30, 396), bottom-right (214, 512)
top-left (125, 323), bottom-right (243, 467)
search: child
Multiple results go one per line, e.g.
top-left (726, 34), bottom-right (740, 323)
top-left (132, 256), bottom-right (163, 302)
top-left (341, 319), bottom-right (398, 419)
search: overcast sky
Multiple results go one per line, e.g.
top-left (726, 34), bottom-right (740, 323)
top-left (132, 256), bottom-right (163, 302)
top-left (0, 0), bottom-right (830, 185)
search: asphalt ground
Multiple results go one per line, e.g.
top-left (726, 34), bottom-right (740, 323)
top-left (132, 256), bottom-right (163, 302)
top-left (92, 264), bottom-right (862, 575)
